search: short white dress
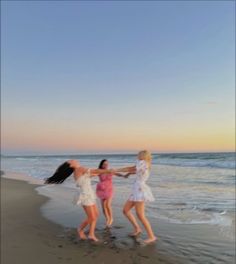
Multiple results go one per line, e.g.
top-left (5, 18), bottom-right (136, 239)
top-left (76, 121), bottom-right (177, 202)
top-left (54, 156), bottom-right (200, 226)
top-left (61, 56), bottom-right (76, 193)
top-left (73, 169), bottom-right (96, 206)
top-left (129, 160), bottom-right (155, 202)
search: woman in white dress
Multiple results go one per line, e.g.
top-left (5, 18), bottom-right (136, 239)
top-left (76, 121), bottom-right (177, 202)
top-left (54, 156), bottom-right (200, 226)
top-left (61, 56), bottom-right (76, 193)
top-left (117, 150), bottom-right (157, 244)
top-left (45, 159), bottom-right (116, 242)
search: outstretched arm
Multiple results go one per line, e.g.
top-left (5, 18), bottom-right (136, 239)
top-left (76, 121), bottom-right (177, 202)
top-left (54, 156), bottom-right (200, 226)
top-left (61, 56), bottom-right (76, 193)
top-left (114, 172), bottom-right (133, 178)
top-left (116, 166), bottom-right (136, 173)
top-left (90, 168), bottom-right (116, 177)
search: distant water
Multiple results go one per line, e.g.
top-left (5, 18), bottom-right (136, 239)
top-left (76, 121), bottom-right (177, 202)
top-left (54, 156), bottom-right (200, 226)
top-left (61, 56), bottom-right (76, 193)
top-left (1, 152), bottom-right (235, 232)
top-left (1, 152), bottom-right (235, 181)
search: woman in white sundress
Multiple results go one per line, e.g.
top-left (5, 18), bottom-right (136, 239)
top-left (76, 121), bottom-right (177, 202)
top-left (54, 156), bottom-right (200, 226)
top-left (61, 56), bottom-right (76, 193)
top-left (117, 150), bottom-right (157, 244)
top-left (45, 159), bottom-right (116, 242)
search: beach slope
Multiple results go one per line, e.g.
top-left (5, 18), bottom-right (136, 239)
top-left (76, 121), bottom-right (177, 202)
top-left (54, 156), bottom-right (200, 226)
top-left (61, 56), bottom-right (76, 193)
top-left (1, 177), bottom-right (177, 264)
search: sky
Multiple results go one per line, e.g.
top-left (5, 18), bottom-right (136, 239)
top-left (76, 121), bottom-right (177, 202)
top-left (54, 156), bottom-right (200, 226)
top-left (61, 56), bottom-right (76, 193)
top-left (1, 1), bottom-right (235, 155)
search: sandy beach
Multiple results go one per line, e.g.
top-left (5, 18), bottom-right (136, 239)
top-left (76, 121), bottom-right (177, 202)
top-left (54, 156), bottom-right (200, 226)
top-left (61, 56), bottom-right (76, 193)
top-left (1, 175), bottom-right (182, 264)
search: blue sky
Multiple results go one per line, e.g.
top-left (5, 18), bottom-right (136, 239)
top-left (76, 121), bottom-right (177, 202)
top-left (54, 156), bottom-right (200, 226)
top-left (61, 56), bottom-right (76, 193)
top-left (1, 1), bottom-right (235, 154)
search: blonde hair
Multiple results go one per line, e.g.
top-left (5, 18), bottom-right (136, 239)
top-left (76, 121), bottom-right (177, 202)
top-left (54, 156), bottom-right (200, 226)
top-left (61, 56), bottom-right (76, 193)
top-left (138, 150), bottom-right (152, 169)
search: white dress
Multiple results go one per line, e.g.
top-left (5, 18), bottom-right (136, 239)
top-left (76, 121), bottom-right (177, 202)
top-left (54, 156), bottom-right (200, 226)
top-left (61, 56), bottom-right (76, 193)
top-left (73, 169), bottom-right (96, 206)
top-left (129, 160), bottom-right (155, 202)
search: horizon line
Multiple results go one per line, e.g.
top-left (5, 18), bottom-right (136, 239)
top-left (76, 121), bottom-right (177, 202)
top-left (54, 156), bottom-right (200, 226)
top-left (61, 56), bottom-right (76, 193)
top-left (1, 150), bottom-right (235, 157)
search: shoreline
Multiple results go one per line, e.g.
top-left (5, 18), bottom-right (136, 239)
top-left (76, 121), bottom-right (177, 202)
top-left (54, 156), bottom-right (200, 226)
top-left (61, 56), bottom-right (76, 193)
top-left (0, 174), bottom-right (181, 264)
top-left (1, 170), bottom-right (235, 264)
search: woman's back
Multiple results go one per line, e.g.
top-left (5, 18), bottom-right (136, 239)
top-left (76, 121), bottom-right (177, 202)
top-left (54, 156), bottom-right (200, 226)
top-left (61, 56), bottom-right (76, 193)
top-left (74, 169), bottom-right (96, 206)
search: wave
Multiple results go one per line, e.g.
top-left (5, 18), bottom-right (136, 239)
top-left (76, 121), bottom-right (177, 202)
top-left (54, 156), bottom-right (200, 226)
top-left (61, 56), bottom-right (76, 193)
top-left (156, 157), bottom-right (235, 169)
top-left (199, 208), bottom-right (227, 214)
top-left (5, 152), bottom-right (235, 170)
top-left (148, 206), bottom-right (233, 229)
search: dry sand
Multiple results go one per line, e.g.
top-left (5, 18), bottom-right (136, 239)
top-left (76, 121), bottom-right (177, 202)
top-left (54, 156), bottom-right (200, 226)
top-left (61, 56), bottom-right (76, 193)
top-left (1, 177), bottom-right (180, 264)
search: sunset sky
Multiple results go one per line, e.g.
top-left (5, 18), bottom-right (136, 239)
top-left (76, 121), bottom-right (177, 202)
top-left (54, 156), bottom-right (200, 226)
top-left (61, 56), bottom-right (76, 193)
top-left (1, 1), bottom-right (235, 155)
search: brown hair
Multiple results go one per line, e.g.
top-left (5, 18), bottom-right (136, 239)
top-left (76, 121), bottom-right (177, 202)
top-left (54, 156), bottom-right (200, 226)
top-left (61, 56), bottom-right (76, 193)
top-left (45, 162), bottom-right (74, 184)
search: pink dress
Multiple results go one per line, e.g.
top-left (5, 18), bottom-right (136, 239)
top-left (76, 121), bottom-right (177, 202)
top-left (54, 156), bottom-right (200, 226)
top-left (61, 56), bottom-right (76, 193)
top-left (96, 173), bottom-right (113, 200)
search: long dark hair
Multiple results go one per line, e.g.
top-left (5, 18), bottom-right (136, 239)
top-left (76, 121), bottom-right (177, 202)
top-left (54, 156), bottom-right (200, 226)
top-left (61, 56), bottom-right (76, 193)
top-left (45, 162), bottom-right (74, 184)
top-left (98, 159), bottom-right (107, 169)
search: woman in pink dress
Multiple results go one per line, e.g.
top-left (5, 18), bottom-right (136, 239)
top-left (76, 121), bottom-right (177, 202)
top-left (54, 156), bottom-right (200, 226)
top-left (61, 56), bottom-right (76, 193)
top-left (96, 159), bottom-right (130, 228)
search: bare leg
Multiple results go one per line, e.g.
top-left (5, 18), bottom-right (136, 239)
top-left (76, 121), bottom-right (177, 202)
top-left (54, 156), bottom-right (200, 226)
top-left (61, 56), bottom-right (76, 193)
top-left (89, 204), bottom-right (99, 241)
top-left (123, 200), bottom-right (142, 236)
top-left (77, 218), bottom-right (89, 239)
top-left (135, 202), bottom-right (157, 243)
top-left (107, 197), bottom-right (113, 226)
top-left (101, 199), bottom-right (110, 227)
top-left (94, 203), bottom-right (99, 218)
top-left (83, 205), bottom-right (99, 241)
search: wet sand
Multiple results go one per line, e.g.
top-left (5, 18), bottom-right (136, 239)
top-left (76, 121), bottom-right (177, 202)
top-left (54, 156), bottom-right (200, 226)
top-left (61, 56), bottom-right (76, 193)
top-left (1, 176), bottom-right (181, 264)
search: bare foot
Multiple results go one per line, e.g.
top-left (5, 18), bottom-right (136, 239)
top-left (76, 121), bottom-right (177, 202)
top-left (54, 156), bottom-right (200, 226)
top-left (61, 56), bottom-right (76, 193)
top-left (105, 219), bottom-right (110, 227)
top-left (128, 229), bottom-right (142, 237)
top-left (143, 236), bottom-right (157, 244)
top-left (108, 218), bottom-right (113, 226)
top-left (88, 235), bottom-right (99, 242)
top-left (78, 230), bottom-right (87, 240)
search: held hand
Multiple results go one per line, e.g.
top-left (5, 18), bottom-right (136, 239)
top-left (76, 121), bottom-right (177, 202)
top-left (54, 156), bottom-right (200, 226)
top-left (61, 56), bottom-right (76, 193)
top-left (110, 169), bottom-right (116, 174)
top-left (124, 173), bottom-right (131, 178)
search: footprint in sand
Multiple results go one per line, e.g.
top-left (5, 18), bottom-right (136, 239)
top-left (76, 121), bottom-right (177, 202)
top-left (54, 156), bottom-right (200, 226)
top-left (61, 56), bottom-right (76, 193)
top-left (114, 238), bottom-right (134, 249)
top-left (112, 225), bottom-right (125, 229)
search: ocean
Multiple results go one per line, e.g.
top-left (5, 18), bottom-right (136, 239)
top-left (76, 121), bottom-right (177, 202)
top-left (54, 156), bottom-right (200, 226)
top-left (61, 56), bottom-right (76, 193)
top-left (1, 152), bottom-right (235, 225)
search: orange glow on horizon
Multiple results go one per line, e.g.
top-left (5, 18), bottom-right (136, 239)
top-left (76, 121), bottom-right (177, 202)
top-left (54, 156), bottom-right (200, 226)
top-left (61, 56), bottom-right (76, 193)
top-left (2, 116), bottom-right (235, 154)
top-left (2, 128), bottom-right (235, 154)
